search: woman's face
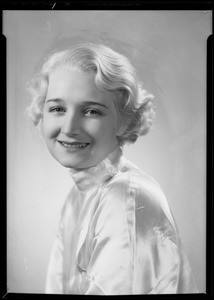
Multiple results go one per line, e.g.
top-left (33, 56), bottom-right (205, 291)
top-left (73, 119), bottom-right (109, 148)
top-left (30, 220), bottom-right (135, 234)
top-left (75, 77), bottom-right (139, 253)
top-left (42, 67), bottom-right (121, 170)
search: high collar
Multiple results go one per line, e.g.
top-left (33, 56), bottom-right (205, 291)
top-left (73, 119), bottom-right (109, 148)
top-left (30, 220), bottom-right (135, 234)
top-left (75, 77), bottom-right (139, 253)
top-left (68, 147), bottom-right (123, 192)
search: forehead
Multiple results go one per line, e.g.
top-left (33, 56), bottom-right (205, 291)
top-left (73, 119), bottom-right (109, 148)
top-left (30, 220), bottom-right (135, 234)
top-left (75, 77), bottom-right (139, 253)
top-left (46, 67), bottom-right (113, 104)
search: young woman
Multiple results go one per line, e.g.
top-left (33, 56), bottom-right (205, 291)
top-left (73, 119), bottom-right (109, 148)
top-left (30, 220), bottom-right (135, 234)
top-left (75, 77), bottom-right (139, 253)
top-left (27, 43), bottom-right (198, 294)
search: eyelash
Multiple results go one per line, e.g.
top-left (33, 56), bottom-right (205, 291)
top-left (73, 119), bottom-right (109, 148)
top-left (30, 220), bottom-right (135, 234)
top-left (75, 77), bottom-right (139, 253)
top-left (48, 106), bottom-right (103, 117)
top-left (49, 106), bottom-right (65, 113)
top-left (84, 109), bottom-right (103, 117)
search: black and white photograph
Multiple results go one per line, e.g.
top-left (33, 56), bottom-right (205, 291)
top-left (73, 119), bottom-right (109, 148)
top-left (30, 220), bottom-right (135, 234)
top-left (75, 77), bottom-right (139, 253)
top-left (4, 9), bottom-right (211, 295)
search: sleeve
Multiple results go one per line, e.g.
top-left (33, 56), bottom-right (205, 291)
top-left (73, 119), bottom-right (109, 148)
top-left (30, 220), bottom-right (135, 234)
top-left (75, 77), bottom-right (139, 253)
top-left (132, 180), bottom-right (198, 294)
top-left (77, 176), bottom-right (198, 295)
top-left (77, 179), bottom-right (136, 295)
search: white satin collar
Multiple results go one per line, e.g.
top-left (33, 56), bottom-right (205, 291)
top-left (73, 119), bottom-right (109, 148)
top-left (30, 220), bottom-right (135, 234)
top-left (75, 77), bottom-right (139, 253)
top-left (68, 147), bottom-right (122, 191)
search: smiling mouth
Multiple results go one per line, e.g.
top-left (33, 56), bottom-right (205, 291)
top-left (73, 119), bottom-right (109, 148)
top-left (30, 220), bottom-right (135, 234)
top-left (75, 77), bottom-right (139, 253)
top-left (58, 141), bottom-right (90, 150)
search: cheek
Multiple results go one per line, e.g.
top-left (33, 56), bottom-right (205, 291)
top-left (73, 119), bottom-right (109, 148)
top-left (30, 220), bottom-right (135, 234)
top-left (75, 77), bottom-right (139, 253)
top-left (86, 118), bottom-right (118, 140)
top-left (41, 117), bottom-right (60, 139)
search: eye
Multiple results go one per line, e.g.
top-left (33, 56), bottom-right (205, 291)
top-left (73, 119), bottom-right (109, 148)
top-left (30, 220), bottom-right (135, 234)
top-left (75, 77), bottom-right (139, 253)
top-left (49, 106), bottom-right (66, 113)
top-left (84, 109), bottom-right (103, 117)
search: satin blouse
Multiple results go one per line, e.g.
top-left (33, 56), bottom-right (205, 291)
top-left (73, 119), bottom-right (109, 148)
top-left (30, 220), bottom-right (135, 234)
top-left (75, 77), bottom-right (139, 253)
top-left (45, 147), bottom-right (198, 295)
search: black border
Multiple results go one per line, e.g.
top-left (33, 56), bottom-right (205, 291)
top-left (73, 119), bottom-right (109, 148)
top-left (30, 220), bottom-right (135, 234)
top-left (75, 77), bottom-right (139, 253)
top-left (1, 8), bottom-right (7, 300)
top-left (206, 34), bottom-right (213, 298)
top-left (1, 1), bottom-right (213, 299)
top-left (1, 0), bottom-right (213, 10)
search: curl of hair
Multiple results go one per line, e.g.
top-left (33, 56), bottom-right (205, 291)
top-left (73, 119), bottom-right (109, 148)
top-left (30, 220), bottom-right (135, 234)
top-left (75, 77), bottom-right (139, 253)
top-left (26, 43), bottom-right (155, 145)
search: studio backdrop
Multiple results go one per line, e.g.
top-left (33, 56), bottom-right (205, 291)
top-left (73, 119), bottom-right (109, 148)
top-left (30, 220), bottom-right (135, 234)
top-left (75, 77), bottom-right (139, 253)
top-left (4, 10), bottom-right (211, 293)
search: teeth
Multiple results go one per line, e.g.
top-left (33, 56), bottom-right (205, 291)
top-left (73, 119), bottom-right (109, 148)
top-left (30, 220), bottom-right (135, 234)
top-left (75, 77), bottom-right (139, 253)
top-left (60, 142), bottom-right (89, 149)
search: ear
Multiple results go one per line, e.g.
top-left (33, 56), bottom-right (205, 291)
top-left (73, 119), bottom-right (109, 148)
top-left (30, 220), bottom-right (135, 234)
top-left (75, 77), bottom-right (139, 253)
top-left (114, 90), bottom-right (128, 136)
top-left (116, 119), bottom-right (127, 137)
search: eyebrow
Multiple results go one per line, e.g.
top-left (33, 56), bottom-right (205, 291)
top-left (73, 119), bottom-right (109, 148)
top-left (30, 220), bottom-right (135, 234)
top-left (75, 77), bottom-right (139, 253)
top-left (45, 98), bottom-right (109, 109)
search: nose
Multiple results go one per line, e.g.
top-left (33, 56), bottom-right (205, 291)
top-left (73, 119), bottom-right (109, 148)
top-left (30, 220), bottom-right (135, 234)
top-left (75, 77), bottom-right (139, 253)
top-left (61, 111), bottom-right (81, 137)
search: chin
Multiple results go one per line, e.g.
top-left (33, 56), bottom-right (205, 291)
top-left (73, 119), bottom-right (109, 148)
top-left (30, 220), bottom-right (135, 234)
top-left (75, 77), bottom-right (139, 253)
top-left (59, 160), bottom-right (81, 169)
top-left (56, 156), bottom-right (88, 169)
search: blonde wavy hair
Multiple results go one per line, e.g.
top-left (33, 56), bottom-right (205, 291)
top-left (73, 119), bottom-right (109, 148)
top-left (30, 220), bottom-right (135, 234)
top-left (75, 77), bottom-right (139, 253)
top-left (27, 43), bottom-right (155, 145)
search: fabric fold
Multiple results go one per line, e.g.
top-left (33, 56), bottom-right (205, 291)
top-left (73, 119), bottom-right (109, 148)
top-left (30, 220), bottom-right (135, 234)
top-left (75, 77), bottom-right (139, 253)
top-left (45, 146), bottom-right (198, 295)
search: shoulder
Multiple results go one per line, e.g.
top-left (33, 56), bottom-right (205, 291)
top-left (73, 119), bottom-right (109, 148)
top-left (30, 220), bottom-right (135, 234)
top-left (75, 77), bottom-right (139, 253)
top-left (101, 156), bottom-right (174, 226)
top-left (102, 156), bottom-right (163, 205)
